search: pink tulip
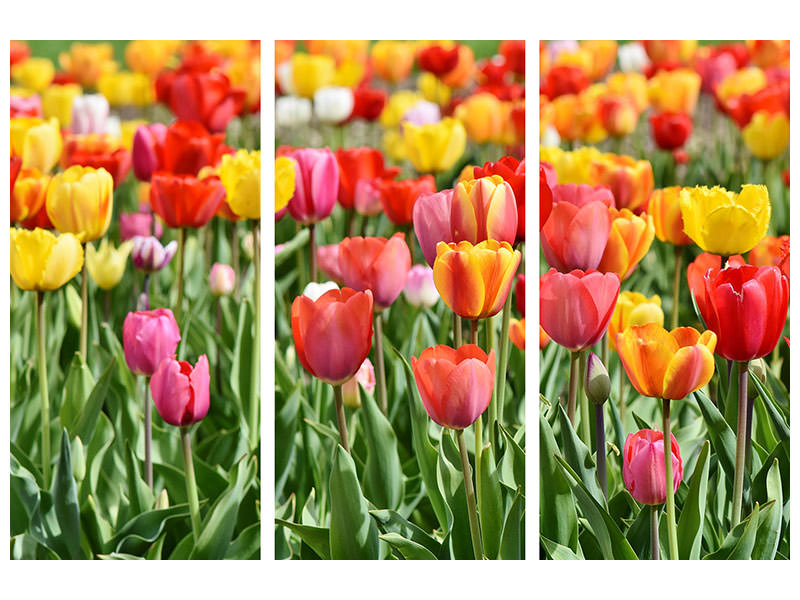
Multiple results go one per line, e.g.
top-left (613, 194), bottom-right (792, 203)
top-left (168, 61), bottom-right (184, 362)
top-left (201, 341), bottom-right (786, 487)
top-left (552, 183), bottom-right (614, 208)
top-left (150, 355), bottom-right (210, 426)
top-left (316, 243), bottom-right (344, 284)
top-left (353, 178), bottom-right (385, 216)
top-left (338, 233), bottom-right (411, 310)
top-left (403, 264), bottom-right (439, 308)
top-left (209, 263), bottom-right (235, 296)
top-left (131, 236), bottom-right (177, 273)
top-left (132, 123), bottom-right (167, 181)
top-left (287, 147), bottom-right (339, 225)
top-left (623, 429), bottom-right (683, 505)
top-left (123, 308), bottom-right (181, 376)
top-left (341, 358), bottom-right (376, 408)
top-left (71, 94), bottom-right (109, 135)
top-left (120, 210), bottom-right (163, 241)
top-left (413, 189), bottom-right (454, 267)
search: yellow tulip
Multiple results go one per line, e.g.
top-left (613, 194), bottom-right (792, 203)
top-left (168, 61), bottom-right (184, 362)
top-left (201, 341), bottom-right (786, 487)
top-left (219, 150), bottom-right (261, 220)
top-left (371, 40), bottom-right (415, 83)
top-left (46, 165), bottom-right (114, 243)
top-left (125, 40), bottom-right (181, 76)
top-left (606, 72), bottom-right (649, 113)
top-left (648, 68), bottom-right (701, 114)
top-left (86, 239), bottom-right (134, 290)
top-left (10, 227), bottom-right (84, 291)
top-left (454, 92), bottom-right (503, 144)
top-left (41, 83), bottom-right (82, 128)
top-left (120, 119), bottom-right (149, 150)
top-left (715, 67), bottom-right (766, 103)
top-left (742, 111), bottom-right (790, 160)
top-left (11, 57), bottom-right (55, 92)
top-left (403, 117), bottom-right (466, 173)
top-left (227, 56), bottom-right (262, 112)
top-left (332, 60), bottom-right (365, 88)
top-left (97, 71), bottom-right (154, 107)
top-left (380, 90), bottom-right (423, 129)
top-left (59, 42), bottom-right (118, 88)
top-left (418, 72), bottom-right (451, 106)
top-left (291, 53), bottom-right (335, 98)
top-left (10, 117), bottom-right (63, 174)
top-left (608, 291), bottom-right (664, 351)
top-left (275, 156), bottom-right (296, 213)
top-left (680, 184), bottom-right (771, 255)
top-left (382, 129), bottom-right (407, 162)
top-left (539, 145), bottom-right (602, 184)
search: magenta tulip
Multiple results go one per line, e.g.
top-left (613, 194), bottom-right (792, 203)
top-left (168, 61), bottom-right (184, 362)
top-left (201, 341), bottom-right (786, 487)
top-left (623, 429), bottom-right (683, 505)
top-left (150, 355), bottom-right (210, 426)
top-left (286, 147), bottom-right (339, 225)
top-left (123, 309), bottom-right (181, 376)
top-left (120, 209), bottom-right (162, 241)
top-left (131, 236), bottom-right (177, 273)
top-left (132, 123), bottom-right (167, 181)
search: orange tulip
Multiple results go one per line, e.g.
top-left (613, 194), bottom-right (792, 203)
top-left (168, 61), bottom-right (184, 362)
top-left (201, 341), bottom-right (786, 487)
top-left (598, 208), bottom-right (655, 281)
top-left (11, 168), bottom-right (50, 223)
top-left (647, 69), bottom-right (701, 114)
top-left (616, 323), bottom-right (717, 400)
top-left (649, 187), bottom-right (692, 245)
top-left (433, 239), bottom-right (521, 320)
top-left (440, 44), bottom-right (476, 89)
top-left (749, 235), bottom-right (790, 268)
top-left (539, 325), bottom-right (551, 350)
top-left (509, 318), bottom-right (525, 350)
top-left (607, 291), bottom-right (664, 352)
top-left (589, 153), bottom-right (654, 212)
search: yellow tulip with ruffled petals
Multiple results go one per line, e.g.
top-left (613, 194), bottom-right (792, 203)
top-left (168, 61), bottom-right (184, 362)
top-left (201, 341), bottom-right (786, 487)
top-left (86, 239), bottom-right (134, 290)
top-left (46, 165), bottom-right (114, 243)
top-left (10, 117), bottom-right (63, 174)
top-left (275, 156), bottom-right (296, 213)
top-left (742, 111), bottom-right (790, 160)
top-left (679, 185), bottom-right (770, 255)
top-left (10, 227), bottom-right (84, 292)
top-left (403, 117), bottom-right (466, 174)
top-left (220, 150), bottom-right (261, 220)
top-left (608, 292), bottom-right (664, 351)
top-left (11, 57), bottom-right (55, 92)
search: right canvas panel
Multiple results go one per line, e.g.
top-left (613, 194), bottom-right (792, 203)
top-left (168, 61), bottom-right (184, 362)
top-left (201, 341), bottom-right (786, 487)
top-left (539, 40), bottom-right (790, 560)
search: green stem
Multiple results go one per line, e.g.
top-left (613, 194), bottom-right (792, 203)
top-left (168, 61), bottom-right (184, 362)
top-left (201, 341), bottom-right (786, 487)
top-left (35, 291), bottom-right (51, 484)
top-left (453, 313), bottom-right (463, 347)
top-left (601, 333), bottom-right (609, 369)
top-left (332, 384), bottom-right (350, 453)
top-left (487, 315), bottom-right (497, 451)
top-left (248, 220), bottom-right (261, 450)
top-left (650, 505), bottom-right (660, 560)
top-left (567, 351), bottom-right (580, 425)
top-left (578, 351), bottom-right (590, 446)
top-left (231, 221), bottom-right (240, 302)
top-left (671, 245), bottom-right (683, 329)
top-left (308, 223), bottom-right (317, 283)
top-left (595, 403), bottom-right (607, 501)
top-left (374, 312), bottom-right (388, 416)
top-left (495, 292), bottom-right (513, 430)
top-left (180, 427), bottom-right (201, 543)
top-left (176, 228), bottom-right (186, 323)
top-left (142, 375), bottom-right (152, 489)
top-left (456, 428), bottom-right (483, 560)
top-left (80, 253), bottom-right (88, 364)
top-left (470, 320), bottom-right (482, 518)
top-left (619, 360), bottom-right (626, 427)
top-left (732, 361), bottom-right (749, 526)
top-left (661, 398), bottom-right (679, 559)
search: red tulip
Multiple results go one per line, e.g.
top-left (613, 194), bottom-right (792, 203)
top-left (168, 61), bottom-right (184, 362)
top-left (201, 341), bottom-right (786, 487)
top-left (348, 87), bottom-right (387, 122)
top-left (316, 243), bottom-right (344, 284)
top-left (474, 156), bottom-right (526, 242)
top-left (499, 40), bottom-right (525, 77)
top-left (623, 429), bottom-right (683, 506)
top-left (545, 65), bottom-right (589, 99)
top-left (649, 112), bottom-right (693, 151)
top-left (123, 309), bottom-right (182, 377)
top-left (162, 120), bottom-right (232, 176)
top-left (335, 147), bottom-right (399, 210)
top-left (150, 355), bottom-right (210, 426)
top-left (700, 264), bottom-right (789, 361)
top-left (541, 190), bottom-right (612, 273)
top-left (412, 344), bottom-right (496, 430)
top-left (162, 70), bottom-right (245, 133)
top-left (418, 45), bottom-right (460, 77)
top-left (686, 253), bottom-right (745, 319)
top-left (539, 161), bottom-right (556, 232)
top-left (150, 172), bottom-right (226, 229)
top-left (338, 234), bottom-right (411, 310)
top-left (291, 288), bottom-right (374, 385)
top-left (61, 135), bottom-right (132, 189)
top-left (376, 175), bottom-right (435, 226)
top-left (539, 268), bottom-right (620, 351)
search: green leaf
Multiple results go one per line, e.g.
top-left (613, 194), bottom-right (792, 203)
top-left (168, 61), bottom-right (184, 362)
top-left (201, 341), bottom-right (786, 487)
top-left (436, 430), bottom-right (472, 559)
top-left (478, 444), bottom-right (503, 559)
top-left (275, 383), bottom-right (301, 499)
top-left (677, 440), bottom-right (710, 560)
top-left (693, 390), bottom-right (737, 484)
top-left (51, 430), bottom-right (82, 559)
top-left (540, 536), bottom-right (580, 560)
top-left (498, 424), bottom-right (525, 492)
top-left (275, 519), bottom-right (330, 560)
top-left (230, 298), bottom-right (253, 418)
top-left (361, 386), bottom-right (404, 510)
top-left (379, 532), bottom-right (437, 560)
top-left (498, 486), bottom-right (524, 560)
top-left (72, 358), bottom-right (115, 443)
top-left (538, 412), bottom-right (578, 551)
top-left (749, 372), bottom-right (790, 442)
top-left (275, 227), bottom-right (309, 268)
top-left (11, 442), bottom-right (44, 490)
top-left (329, 445), bottom-right (380, 559)
top-left (59, 355), bottom-right (95, 437)
top-left (703, 503), bottom-right (760, 560)
top-left (109, 505), bottom-right (192, 555)
top-left (124, 440), bottom-right (154, 517)
top-left (752, 460), bottom-right (782, 560)
top-left (556, 405), bottom-right (604, 505)
top-left (369, 509), bottom-right (442, 557)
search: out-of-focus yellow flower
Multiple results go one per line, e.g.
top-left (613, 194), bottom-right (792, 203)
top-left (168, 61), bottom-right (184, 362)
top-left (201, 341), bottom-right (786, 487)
top-left (86, 238), bottom-right (134, 290)
top-left (680, 185), bottom-right (771, 255)
top-left (306, 40), bottom-right (369, 66)
top-left (41, 83), bottom-right (82, 128)
top-left (380, 90), bottom-right (422, 129)
top-left (608, 291), bottom-right (664, 351)
top-left (97, 71), bottom-right (154, 106)
top-left (219, 150), bottom-right (261, 220)
top-left (291, 53), bottom-right (335, 98)
top-left (46, 165), bottom-right (114, 243)
top-left (382, 129), bottom-right (407, 162)
top-left (10, 227), bottom-right (84, 291)
top-left (540, 95), bottom-right (555, 140)
top-left (10, 117), bottom-right (63, 173)
top-left (227, 56), bottom-right (261, 111)
top-left (371, 40), bottom-right (415, 83)
top-left (11, 168), bottom-right (51, 223)
top-left (742, 111), bottom-right (790, 160)
top-left (11, 57), bottom-right (55, 92)
top-left (581, 40), bottom-right (618, 81)
top-left (275, 156), bottom-right (296, 213)
top-left (598, 93), bottom-right (638, 138)
top-left (120, 119), bottom-right (149, 150)
top-left (746, 40), bottom-right (790, 69)
top-left (606, 72), bottom-right (649, 112)
top-left (125, 40), bottom-right (181, 76)
top-left (648, 68), bottom-right (701, 114)
top-left (539, 145), bottom-right (602, 184)
top-left (715, 67), bottom-right (767, 103)
top-left (59, 42), bottom-right (118, 88)
top-left (550, 93), bottom-right (606, 143)
top-left (332, 60), bottom-right (365, 88)
top-left (204, 40), bottom-right (254, 59)
top-left (403, 117), bottom-right (466, 173)
top-left (454, 92), bottom-right (503, 144)
top-left (418, 72), bottom-right (451, 107)
top-left (554, 47), bottom-right (593, 73)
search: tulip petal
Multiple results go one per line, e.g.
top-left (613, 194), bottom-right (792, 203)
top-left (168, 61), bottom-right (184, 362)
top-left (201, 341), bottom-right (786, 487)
top-left (662, 343), bottom-right (715, 400)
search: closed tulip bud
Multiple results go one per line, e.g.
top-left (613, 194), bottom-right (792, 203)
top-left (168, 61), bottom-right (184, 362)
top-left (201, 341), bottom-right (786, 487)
top-left (313, 86), bottom-right (355, 124)
top-left (649, 112), bottom-right (693, 151)
top-left (46, 165), bottom-right (114, 243)
top-left (742, 111), bottom-right (790, 160)
top-left (303, 280), bottom-right (339, 302)
top-left (452, 176), bottom-right (518, 246)
top-left (219, 149), bottom-right (260, 220)
top-left (71, 94), bottom-right (109, 135)
top-left (509, 318), bottom-right (526, 351)
top-left (403, 117), bottom-right (467, 174)
top-left (623, 429), bottom-right (683, 505)
top-left (680, 185), bottom-right (770, 255)
top-left (588, 153), bottom-right (654, 212)
top-left (10, 227), bottom-right (84, 292)
top-left (10, 117), bottom-right (63, 174)
top-left (338, 234), bottom-right (411, 310)
top-left (286, 147), bottom-right (339, 225)
top-left (123, 308), bottom-right (181, 377)
top-left (586, 352), bottom-right (610, 405)
top-left (11, 168), bottom-right (50, 223)
top-left (241, 231), bottom-right (254, 261)
top-left (132, 123), bottom-right (167, 182)
top-left (209, 263), bottom-right (235, 297)
top-left (412, 344), bottom-right (496, 430)
top-left (341, 359), bottom-right (376, 409)
top-left (131, 236), bottom-right (177, 273)
top-left (41, 83), bottom-right (82, 128)
top-left (540, 268), bottom-right (620, 352)
top-left (434, 240), bottom-right (521, 320)
top-left (275, 96), bottom-right (313, 128)
top-left (291, 288), bottom-right (374, 385)
top-left (150, 355), bottom-right (210, 426)
top-left (403, 264), bottom-right (439, 308)
top-left (120, 210), bottom-right (162, 241)
top-left (608, 291), bottom-right (664, 351)
top-left (748, 358), bottom-right (767, 400)
top-left (598, 208), bottom-right (655, 281)
top-left (86, 239), bottom-right (133, 290)
top-left (69, 436), bottom-right (86, 482)
top-left (617, 323), bottom-right (716, 399)
top-left (150, 173), bottom-right (225, 229)
top-left (649, 187), bottom-right (692, 245)
top-left (155, 488), bottom-right (170, 510)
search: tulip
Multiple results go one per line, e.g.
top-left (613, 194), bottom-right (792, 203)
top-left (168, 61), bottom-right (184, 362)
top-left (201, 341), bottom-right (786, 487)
top-left (588, 153), bottom-right (654, 212)
top-left (10, 117), bottom-right (63, 174)
top-left (401, 99), bottom-right (441, 126)
top-left (338, 234), bottom-right (411, 311)
top-left (132, 123), bottom-right (167, 181)
top-left (40, 83), bottom-right (81, 127)
top-left (313, 86), bottom-right (354, 124)
top-left (403, 117), bottom-right (467, 173)
top-left (275, 156), bottom-right (296, 213)
top-left (412, 189), bottom-right (455, 266)
top-left (120, 209), bottom-right (162, 241)
top-left (61, 134), bottom-right (132, 189)
top-left (349, 87), bottom-right (387, 122)
top-left (608, 292), bottom-right (664, 351)
top-left (59, 42), bottom-right (117, 88)
top-left (680, 185), bottom-right (770, 255)
top-left (341, 359), bottom-right (376, 410)
top-left (71, 94), bottom-right (109, 135)
top-left (286, 147), bottom-right (339, 226)
top-left (275, 95), bottom-right (313, 128)
top-left (316, 243), bottom-right (344, 284)
top-left (125, 40), bottom-right (180, 76)
top-left (163, 70), bottom-right (244, 133)
top-left (302, 280), bottom-right (339, 302)
top-left (544, 65), bottom-right (589, 99)
top-left (474, 156), bottom-right (526, 241)
top-left (131, 236), bottom-right (178, 273)
top-left (686, 253), bottom-right (745, 319)
top-left (381, 90), bottom-right (425, 129)
top-left (539, 325), bottom-right (551, 350)
top-left (371, 41), bottom-right (415, 83)
top-left (122, 308), bottom-right (181, 378)
top-left (598, 208), bottom-right (655, 281)
top-left (354, 178), bottom-right (386, 217)
top-left (418, 44), bottom-right (460, 77)
top-left (515, 275), bottom-right (526, 319)
top-left (694, 48), bottom-right (737, 94)
top-left (376, 175), bottom-right (436, 227)
top-left (649, 112), bottom-right (692, 151)
top-left (46, 165), bottom-right (113, 243)
top-left (209, 263), bottom-right (235, 297)
top-left (623, 429), bottom-right (683, 505)
top-left (440, 45), bottom-right (476, 89)
top-left (433, 240), bottom-right (521, 321)
top-left (86, 239), bottom-right (133, 291)
top-left (11, 57), bottom-right (55, 92)
top-left (539, 161), bottom-right (556, 232)
top-left (617, 42), bottom-right (649, 73)
top-left (97, 71), bottom-right (154, 107)
top-left (149, 172), bottom-right (225, 229)
top-left (403, 264), bottom-right (439, 308)
top-left (747, 40), bottom-right (790, 68)
top-left (11, 168), bottom-right (50, 224)
top-left (162, 120), bottom-right (231, 176)
top-left (509, 318), bottom-right (526, 351)
top-left (540, 145), bottom-right (602, 185)
top-left (290, 53), bottom-right (335, 98)
top-left (219, 149), bottom-right (260, 220)
top-left (10, 228), bottom-right (84, 292)
top-left (742, 111), bottom-right (790, 160)
top-left (649, 187), bottom-right (692, 246)
top-left (454, 92), bottom-right (504, 144)
top-left (451, 175), bottom-right (518, 246)
top-left (335, 147), bottom-right (399, 212)
top-left (598, 95), bottom-right (638, 138)
top-left (647, 69), bottom-right (701, 114)
top-left (749, 235), bottom-right (790, 268)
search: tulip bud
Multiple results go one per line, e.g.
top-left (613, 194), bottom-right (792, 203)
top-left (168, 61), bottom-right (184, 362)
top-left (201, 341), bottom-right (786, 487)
top-left (303, 281), bottom-right (339, 302)
top-left (155, 488), bottom-right (170, 510)
top-left (131, 236), bottom-right (177, 273)
top-left (623, 429), bottom-right (683, 505)
top-left (748, 358), bottom-right (767, 400)
top-left (66, 284), bottom-right (82, 328)
top-left (132, 123), bottom-right (167, 181)
top-left (86, 239), bottom-right (134, 290)
top-left (586, 353), bottom-right (610, 405)
top-left (403, 264), bottom-right (439, 308)
top-left (241, 231), bottom-right (255, 260)
top-left (341, 359), bottom-right (376, 409)
top-left (71, 436), bottom-right (86, 483)
top-left (207, 262), bottom-right (235, 297)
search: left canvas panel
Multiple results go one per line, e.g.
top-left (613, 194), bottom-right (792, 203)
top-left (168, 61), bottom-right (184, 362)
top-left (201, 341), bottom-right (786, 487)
top-left (10, 40), bottom-right (261, 560)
